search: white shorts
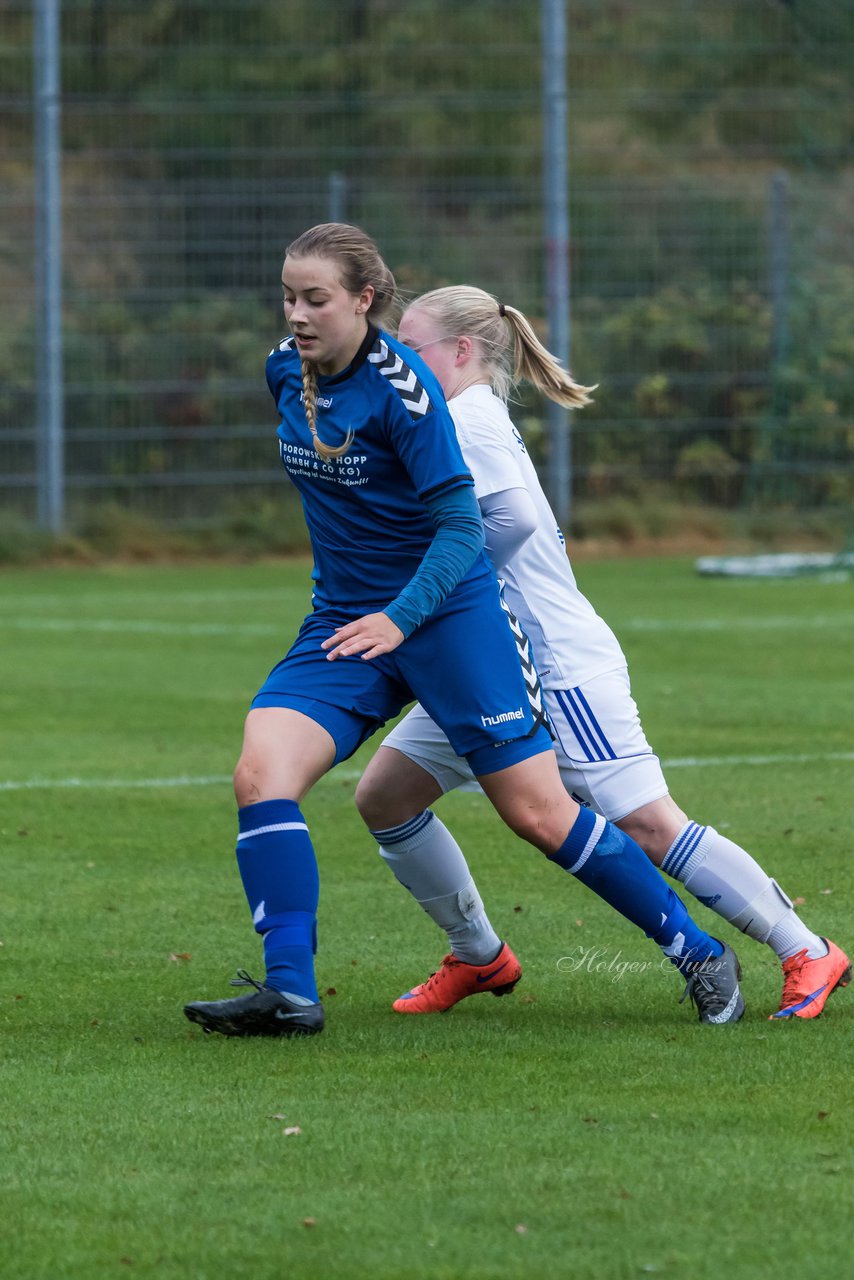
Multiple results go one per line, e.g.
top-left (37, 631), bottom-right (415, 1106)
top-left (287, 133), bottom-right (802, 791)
top-left (380, 666), bottom-right (668, 823)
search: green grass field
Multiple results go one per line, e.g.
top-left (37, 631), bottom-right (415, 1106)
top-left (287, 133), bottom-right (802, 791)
top-left (1, 556), bottom-right (852, 1280)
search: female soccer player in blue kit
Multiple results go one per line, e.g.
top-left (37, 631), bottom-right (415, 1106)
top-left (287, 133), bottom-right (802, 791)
top-left (184, 223), bottom-right (744, 1038)
top-left (355, 284), bottom-right (850, 1023)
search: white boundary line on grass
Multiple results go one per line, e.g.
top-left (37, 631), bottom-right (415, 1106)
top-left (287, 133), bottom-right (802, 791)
top-left (622, 614), bottom-right (854, 632)
top-left (2, 752), bottom-right (852, 792)
top-left (2, 613), bottom-right (854, 638)
top-left (0, 588), bottom-right (292, 608)
top-left (1, 617), bottom-right (281, 637)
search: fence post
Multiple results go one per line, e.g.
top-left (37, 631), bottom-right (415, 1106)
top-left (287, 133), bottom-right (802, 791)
top-left (541, 0), bottom-right (571, 528)
top-left (328, 172), bottom-right (348, 223)
top-left (34, 0), bottom-right (64, 533)
top-left (746, 169), bottom-right (792, 508)
top-left (769, 169), bottom-right (790, 404)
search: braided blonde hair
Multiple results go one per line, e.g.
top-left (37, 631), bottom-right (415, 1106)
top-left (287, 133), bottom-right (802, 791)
top-left (285, 222), bottom-right (398, 460)
top-left (408, 285), bottom-right (594, 408)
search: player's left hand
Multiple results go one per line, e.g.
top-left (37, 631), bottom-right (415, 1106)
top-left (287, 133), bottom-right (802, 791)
top-left (321, 612), bottom-right (405, 661)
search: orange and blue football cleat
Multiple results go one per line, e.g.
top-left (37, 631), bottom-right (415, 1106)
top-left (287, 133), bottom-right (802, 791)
top-left (392, 942), bottom-right (522, 1014)
top-left (769, 938), bottom-right (851, 1020)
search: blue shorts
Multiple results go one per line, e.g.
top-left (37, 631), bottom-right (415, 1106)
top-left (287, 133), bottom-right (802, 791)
top-left (252, 574), bottom-right (552, 776)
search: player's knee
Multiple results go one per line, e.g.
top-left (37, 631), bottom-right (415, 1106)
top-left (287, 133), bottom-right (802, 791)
top-left (354, 771), bottom-right (385, 827)
top-left (233, 754), bottom-right (258, 808)
top-left (233, 744), bottom-right (281, 807)
top-left (618, 814), bottom-right (656, 853)
top-left (354, 772), bottom-right (416, 831)
top-left (618, 803), bottom-right (685, 865)
top-left (502, 806), bottom-right (558, 854)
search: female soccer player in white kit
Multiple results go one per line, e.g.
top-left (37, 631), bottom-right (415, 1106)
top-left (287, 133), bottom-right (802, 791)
top-left (355, 285), bottom-right (850, 1021)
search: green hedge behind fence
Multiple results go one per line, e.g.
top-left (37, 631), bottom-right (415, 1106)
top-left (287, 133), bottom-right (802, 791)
top-left (2, 1), bottom-right (852, 530)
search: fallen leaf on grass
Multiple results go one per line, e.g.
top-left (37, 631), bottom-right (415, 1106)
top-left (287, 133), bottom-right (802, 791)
top-left (519, 994), bottom-right (537, 1004)
top-left (514, 1224), bottom-right (528, 1235)
top-left (283, 1126), bottom-right (302, 1136)
top-left (169, 952), bottom-right (192, 963)
top-left (324, 987), bottom-right (337, 996)
top-left (792, 896), bottom-right (807, 906)
top-left (817, 1111), bottom-right (829, 1121)
top-left (582, 1116), bottom-right (599, 1125)
top-left (513, 905), bottom-right (523, 913)
top-left (303, 1218), bottom-right (317, 1228)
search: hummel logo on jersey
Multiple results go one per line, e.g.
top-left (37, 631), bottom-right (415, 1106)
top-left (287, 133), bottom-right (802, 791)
top-left (297, 390), bottom-right (333, 409)
top-left (481, 707), bottom-right (525, 728)
top-left (367, 339), bottom-right (432, 420)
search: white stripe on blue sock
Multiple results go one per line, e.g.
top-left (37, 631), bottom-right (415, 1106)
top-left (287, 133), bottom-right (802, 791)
top-left (237, 821), bottom-right (309, 842)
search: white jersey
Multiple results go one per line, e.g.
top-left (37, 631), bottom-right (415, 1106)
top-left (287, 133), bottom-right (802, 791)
top-left (451, 384), bottom-right (626, 688)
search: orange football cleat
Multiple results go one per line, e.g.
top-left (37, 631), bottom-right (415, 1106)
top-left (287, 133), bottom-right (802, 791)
top-left (392, 942), bottom-right (522, 1014)
top-left (769, 938), bottom-right (851, 1020)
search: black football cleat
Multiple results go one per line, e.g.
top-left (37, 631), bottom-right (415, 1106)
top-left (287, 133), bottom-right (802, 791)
top-left (184, 970), bottom-right (324, 1038)
top-left (679, 942), bottom-right (744, 1024)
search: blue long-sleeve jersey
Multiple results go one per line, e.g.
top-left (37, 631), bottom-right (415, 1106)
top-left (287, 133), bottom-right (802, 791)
top-left (266, 325), bottom-right (494, 615)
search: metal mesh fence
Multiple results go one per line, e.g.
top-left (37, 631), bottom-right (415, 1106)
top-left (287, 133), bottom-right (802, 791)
top-left (2, 0), bottom-right (852, 531)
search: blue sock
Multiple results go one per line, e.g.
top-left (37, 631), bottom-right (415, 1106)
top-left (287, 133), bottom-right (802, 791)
top-left (235, 798), bottom-right (320, 1002)
top-left (548, 808), bottom-right (723, 970)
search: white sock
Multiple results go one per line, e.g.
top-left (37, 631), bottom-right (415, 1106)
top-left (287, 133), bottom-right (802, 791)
top-left (661, 822), bottom-right (827, 962)
top-left (370, 810), bottom-right (502, 965)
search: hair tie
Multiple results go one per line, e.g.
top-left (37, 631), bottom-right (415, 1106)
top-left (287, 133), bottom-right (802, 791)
top-left (498, 303), bottom-right (506, 318)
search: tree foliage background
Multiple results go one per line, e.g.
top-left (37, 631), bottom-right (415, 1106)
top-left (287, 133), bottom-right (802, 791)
top-left (2, 0), bottom-right (852, 531)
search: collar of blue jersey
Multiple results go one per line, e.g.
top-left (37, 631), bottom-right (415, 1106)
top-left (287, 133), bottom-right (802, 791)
top-left (318, 323), bottom-right (379, 385)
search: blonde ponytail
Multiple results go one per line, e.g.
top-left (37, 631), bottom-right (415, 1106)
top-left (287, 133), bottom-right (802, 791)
top-left (409, 285), bottom-right (595, 408)
top-left (500, 303), bottom-right (595, 408)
